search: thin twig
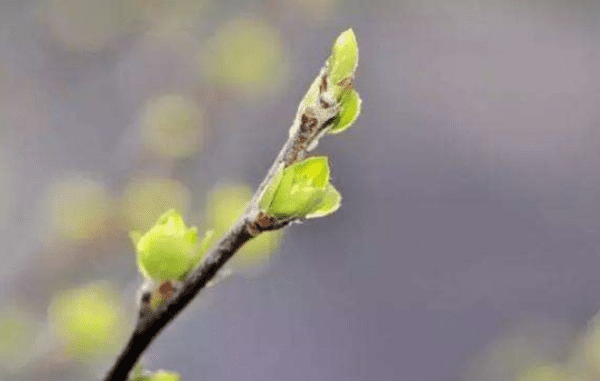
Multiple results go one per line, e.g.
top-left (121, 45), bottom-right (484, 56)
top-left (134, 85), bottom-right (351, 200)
top-left (104, 65), bottom-right (344, 381)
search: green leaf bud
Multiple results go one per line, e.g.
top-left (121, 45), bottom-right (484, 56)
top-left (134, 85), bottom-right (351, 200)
top-left (264, 156), bottom-right (339, 219)
top-left (134, 209), bottom-right (199, 281)
top-left (328, 89), bottom-right (361, 134)
top-left (327, 28), bottom-right (358, 91)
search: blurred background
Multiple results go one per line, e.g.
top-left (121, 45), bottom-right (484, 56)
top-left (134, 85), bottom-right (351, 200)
top-left (3, 0), bottom-right (600, 380)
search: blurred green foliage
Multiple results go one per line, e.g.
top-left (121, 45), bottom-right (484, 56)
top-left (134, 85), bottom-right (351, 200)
top-left (149, 370), bottom-right (181, 381)
top-left (517, 364), bottom-right (569, 381)
top-left (139, 94), bottom-right (205, 159)
top-left (0, 307), bottom-right (39, 371)
top-left (47, 281), bottom-right (127, 360)
top-left (43, 176), bottom-right (112, 242)
top-left (121, 176), bottom-right (192, 232)
top-left (199, 17), bottom-right (289, 96)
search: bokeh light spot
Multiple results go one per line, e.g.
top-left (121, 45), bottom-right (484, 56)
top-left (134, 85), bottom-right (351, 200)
top-left (199, 17), bottom-right (289, 96)
top-left (121, 176), bottom-right (192, 232)
top-left (139, 94), bottom-right (205, 159)
top-left (47, 281), bottom-right (127, 360)
top-left (43, 175), bottom-right (111, 242)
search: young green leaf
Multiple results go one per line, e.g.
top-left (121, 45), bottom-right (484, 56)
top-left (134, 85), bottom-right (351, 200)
top-left (328, 29), bottom-right (358, 91)
top-left (305, 184), bottom-right (342, 218)
top-left (328, 89), bottom-right (361, 134)
top-left (134, 209), bottom-right (199, 281)
top-left (265, 157), bottom-right (335, 219)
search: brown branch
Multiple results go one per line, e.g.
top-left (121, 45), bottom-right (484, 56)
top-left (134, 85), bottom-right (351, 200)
top-left (104, 65), bottom-right (343, 381)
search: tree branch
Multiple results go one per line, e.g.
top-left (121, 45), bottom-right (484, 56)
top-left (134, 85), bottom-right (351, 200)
top-left (104, 65), bottom-right (345, 381)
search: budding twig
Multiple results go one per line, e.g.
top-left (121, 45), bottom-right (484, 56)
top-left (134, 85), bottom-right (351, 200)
top-left (104, 62), bottom-right (348, 381)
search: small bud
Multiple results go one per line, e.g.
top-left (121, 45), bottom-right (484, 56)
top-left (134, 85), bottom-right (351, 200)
top-left (327, 29), bottom-right (359, 93)
top-left (134, 209), bottom-right (199, 281)
top-left (261, 157), bottom-right (341, 219)
top-left (328, 89), bottom-right (362, 134)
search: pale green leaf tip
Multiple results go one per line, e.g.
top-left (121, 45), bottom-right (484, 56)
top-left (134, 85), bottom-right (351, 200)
top-left (338, 28), bottom-right (357, 52)
top-left (329, 28), bottom-right (359, 86)
top-left (306, 184), bottom-right (342, 219)
top-left (334, 29), bottom-right (358, 59)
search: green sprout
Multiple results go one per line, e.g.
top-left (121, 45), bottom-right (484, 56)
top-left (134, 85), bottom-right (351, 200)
top-left (329, 88), bottom-right (361, 134)
top-left (298, 29), bottom-right (361, 135)
top-left (102, 28), bottom-right (361, 381)
top-left (260, 156), bottom-right (341, 219)
top-left (130, 209), bottom-right (201, 281)
top-left (328, 28), bottom-right (359, 94)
